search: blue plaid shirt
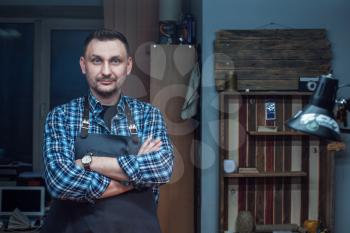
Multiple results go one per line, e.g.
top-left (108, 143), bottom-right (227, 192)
top-left (43, 92), bottom-right (174, 203)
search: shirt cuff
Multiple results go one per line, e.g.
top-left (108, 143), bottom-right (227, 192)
top-left (117, 154), bottom-right (142, 184)
top-left (85, 172), bottom-right (110, 203)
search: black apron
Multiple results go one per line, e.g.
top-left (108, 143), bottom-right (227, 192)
top-left (41, 97), bottom-right (162, 233)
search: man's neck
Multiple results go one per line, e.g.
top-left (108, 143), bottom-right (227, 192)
top-left (92, 90), bottom-right (121, 106)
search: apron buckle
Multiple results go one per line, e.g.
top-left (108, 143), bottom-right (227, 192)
top-left (129, 124), bottom-right (138, 135)
top-left (82, 119), bottom-right (89, 129)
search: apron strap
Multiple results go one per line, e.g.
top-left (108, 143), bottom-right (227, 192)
top-left (80, 96), bottom-right (90, 138)
top-left (80, 95), bottom-right (139, 142)
top-left (124, 103), bottom-right (139, 144)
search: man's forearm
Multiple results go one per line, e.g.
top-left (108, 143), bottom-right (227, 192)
top-left (100, 180), bottom-right (132, 199)
top-left (89, 157), bottom-right (129, 181)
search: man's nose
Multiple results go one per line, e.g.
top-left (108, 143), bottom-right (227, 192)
top-left (102, 62), bottom-right (111, 76)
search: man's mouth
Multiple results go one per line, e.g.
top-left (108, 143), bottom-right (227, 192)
top-left (99, 78), bottom-right (115, 85)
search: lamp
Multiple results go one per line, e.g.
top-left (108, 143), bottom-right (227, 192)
top-left (287, 74), bottom-right (341, 141)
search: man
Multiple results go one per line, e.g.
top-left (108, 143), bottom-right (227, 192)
top-left (41, 29), bottom-right (174, 233)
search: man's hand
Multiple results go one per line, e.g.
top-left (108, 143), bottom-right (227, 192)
top-left (100, 180), bottom-right (133, 199)
top-left (138, 137), bottom-right (162, 155)
top-left (75, 159), bottom-right (83, 168)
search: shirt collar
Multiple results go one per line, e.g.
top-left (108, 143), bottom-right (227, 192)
top-left (87, 91), bottom-right (127, 116)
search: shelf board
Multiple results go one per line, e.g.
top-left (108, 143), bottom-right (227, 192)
top-left (223, 171), bottom-right (307, 178)
top-left (220, 91), bottom-right (313, 96)
top-left (247, 131), bottom-right (307, 136)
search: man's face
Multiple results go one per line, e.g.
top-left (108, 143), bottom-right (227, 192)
top-left (80, 39), bottom-right (132, 100)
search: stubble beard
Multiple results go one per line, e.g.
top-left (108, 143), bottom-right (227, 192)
top-left (92, 77), bottom-right (120, 98)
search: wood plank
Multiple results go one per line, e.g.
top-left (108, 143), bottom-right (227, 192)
top-left (221, 91), bottom-right (312, 96)
top-left (247, 178), bottom-right (256, 221)
top-left (216, 49), bottom-right (331, 61)
top-left (256, 178), bottom-right (265, 224)
top-left (290, 97), bottom-right (302, 226)
top-left (274, 97), bottom-right (284, 224)
top-left (265, 112), bottom-right (275, 224)
top-left (215, 39), bottom-right (330, 51)
top-left (247, 97), bottom-right (257, 166)
top-left (248, 131), bottom-right (306, 136)
top-left (239, 97), bottom-right (248, 167)
top-left (228, 182), bottom-right (239, 232)
top-left (220, 94), bottom-right (228, 231)
top-left (265, 178), bottom-right (274, 224)
top-left (318, 143), bottom-right (327, 230)
top-left (308, 140), bottom-right (319, 220)
top-left (283, 177), bottom-right (291, 224)
top-left (215, 56), bottom-right (331, 71)
top-left (238, 97), bottom-right (248, 211)
top-left (300, 96), bottom-right (310, 223)
top-left (224, 171), bottom-right (307, 178)
top-left (216, 29), bottom-right (327, 41)
top-left (227, 95), bottom-right (241, 229)
top-left (318, 141), bottom-right (335, 232)
top-left (283, 98), bottom-right (292, 224)
top-left (215, 70), bottom-right (328, 80)
top-left (227, 97), bottom-right (240, 232)
top-left (300, 136), bottom-right (310, 224)
top-left (256, 97), bottom-right (266, 172)
top-left (247, 97), bottom-right (257, 132)
top-left (274, 177), bottom-right (283, 224)
top-left (238, 178), bottom-right (247, 211)
top-left (237, 79), bottom-right (299, 91)
top-left (247, 96), bottom-right (257, 221)
top-left (228, 97), bottom-right (240, 159)
top-left (284, 96), bottom-right (293, 131)
top-left (256, 96), bottom-right (265, 224)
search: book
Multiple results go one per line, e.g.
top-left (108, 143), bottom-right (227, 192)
top-left (257, 125), bottom-right (278, 132)
top-left (238, 167), bottom-right (259, 173)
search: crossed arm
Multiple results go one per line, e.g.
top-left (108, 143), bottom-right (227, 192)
top-left (75, 137), bottom-right (162, 198)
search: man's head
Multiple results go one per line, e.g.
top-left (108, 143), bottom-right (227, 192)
top-left (80, 29), bottom-right (132, 104)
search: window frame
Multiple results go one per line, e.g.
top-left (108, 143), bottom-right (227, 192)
top-left (0, 17), bottom-right (103, 172)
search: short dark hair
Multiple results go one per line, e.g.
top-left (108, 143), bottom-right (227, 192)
top-left (83, 29), bottom-right (130, 56)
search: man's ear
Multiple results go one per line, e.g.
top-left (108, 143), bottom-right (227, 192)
top-left (127, 57), bottom-right (133, 75)
top-left (79, 56), bottom-right (86, 74)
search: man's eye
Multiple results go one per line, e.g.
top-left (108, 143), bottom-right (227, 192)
top-left (91, 58), bottom-right (101, 64)
top-left (111, 58), bottom-right (121, 64)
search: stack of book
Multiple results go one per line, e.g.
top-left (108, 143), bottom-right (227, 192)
top-left (238, 167), bottom-right (259, 173)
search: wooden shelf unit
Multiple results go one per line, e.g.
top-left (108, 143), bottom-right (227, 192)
top-left (219, 91), bottom-right (335, 233)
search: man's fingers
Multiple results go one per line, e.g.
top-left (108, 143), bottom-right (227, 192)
top-left (138, 137), bottom-right (152, 154)
top-left (138, 138), bottom-right (162, 154)
top-left (143, 139), bottom-right (161, 151)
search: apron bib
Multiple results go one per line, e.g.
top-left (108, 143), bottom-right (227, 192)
top-left (41, 97), bottom-right (161, 233)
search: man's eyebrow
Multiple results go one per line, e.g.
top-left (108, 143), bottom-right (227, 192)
top-left (88, 54), bottom-right (122, 60)
top-left (109, 55), bottom-right (122, 59)
top-left (109, 56), bottom-right (125, 62)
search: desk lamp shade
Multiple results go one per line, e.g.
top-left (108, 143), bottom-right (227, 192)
top-left (287, 75), bottom-right (341, 141)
